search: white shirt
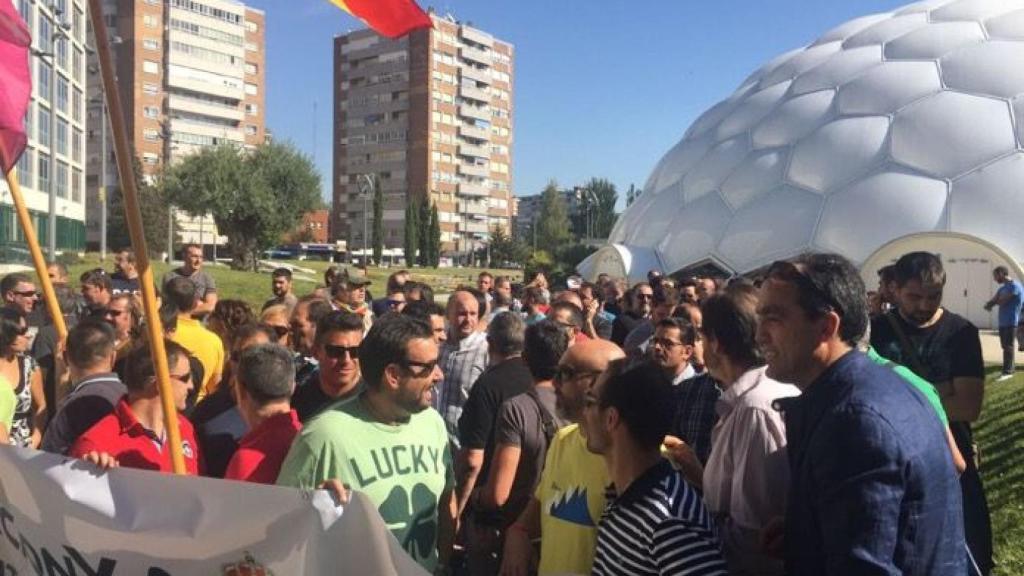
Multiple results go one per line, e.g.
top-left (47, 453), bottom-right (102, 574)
top-left (702, 366), bottom-right (799, 576)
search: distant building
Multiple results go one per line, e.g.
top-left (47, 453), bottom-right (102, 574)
top-left (332, 13), bottom-right (514, 260)
top-left (85, 0), bottom-right (267, 251)
top-left (287, 209), bottom-right (330, 244)
top-left (514, 186), bottom-right (588, 240)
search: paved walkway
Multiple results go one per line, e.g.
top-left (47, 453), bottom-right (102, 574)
top-left (979, 330), bottom-right (1015, 366)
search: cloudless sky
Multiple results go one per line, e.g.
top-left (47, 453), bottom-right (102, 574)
top-left (244, 0), bottom-right (913, 207)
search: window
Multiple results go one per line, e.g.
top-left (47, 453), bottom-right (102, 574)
top-left (72, 46), bottom-right (82, 82)
top-left (245, 41), bottom-right (257, 52)
top-left (24, 102), bottom-right (33, 140)
top-left (143, 39), bottom-right (159, 51)
top-left (244, 83), bottom-right (258, 95)
top-left (72, 128), bottom-right (82, 162)
top-left (244, 62), bottom-right (257, 75)
top-left (56, 36), bottom-right (68, 69)
top-left (143, 129), bottom-right (160, 141)
top-left (38, 105), bottom-right (50, 143)
top-left (56, 76), bottom-right (69, 113)
top-left (73, 7), bottom-right (83, 41)
top-left (17, 0), bottom-right (31, 26)
top-left (244, 125), bottom-right (257, 136)
top-left (169, 18), bottom-right (243, 46)
top-left (38, 60), bottom-right (51, 100)
top-left (143, 14), bottom-right (158, 28)
top-left (55, 161), bottom-right (68, 198)
top-left (245, 20), bottom-right (259, 33)
top-left (144, 106), bottom-right (159, 119)
top-left (245, 103), bottom-right (258, 116)
top-left (56, 119), bottom-right (67, 155)
top-left (143, 83), bottom-right (159, 95)
top-left (38, 17), bottom-right (50, 50)
top-left (168, 0), bottom-right (242, 25)
top-left (17, 147), bottom-right (33, 188)
top-left (143, 60), bottom-right (159, 74)
top-left (38, 152), bottom-right (50, 192)
top-left (142, 152), bottom-right (159, 165)
top-left (72, 168), bottom-right (82, 203)
top-left (72, 87), bottom-right (82, 122)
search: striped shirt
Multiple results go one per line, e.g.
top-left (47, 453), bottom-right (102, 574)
top-left (437, 330), bottom-right (489, 447)
top-left (592, 459), bottom-right (728, 576)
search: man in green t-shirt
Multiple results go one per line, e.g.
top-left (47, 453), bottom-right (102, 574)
top-left (277, 314), bottom-right (455, 572)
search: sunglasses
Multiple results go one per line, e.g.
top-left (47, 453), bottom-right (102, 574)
top-left (12, 290), bottom-right (37, 298)
top-left (269, 325), bottom-right (290, 339)
top-left (400, 358), bottom-right (438, 377)
top-left (324, 344), bottom-right (361, 359)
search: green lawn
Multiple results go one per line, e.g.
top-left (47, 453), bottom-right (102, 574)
top-left (976, 366), bottom-right (1024, 575)
top-left (48, 254), bottom-right (522, 312)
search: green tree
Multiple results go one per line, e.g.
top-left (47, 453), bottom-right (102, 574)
top-left (626, 183), bottom-right (640, 207)
top-left (537, 180), bottom-right (572, 250)
top-left (583, 178), bottom-right (618, 239)
top-left (428, 203), bottom-right (441, 267)
top-left (371, 175), bottom-right (384, 265)
top-left (418, 197), bottom-right (431, 267)
top-left (107, 155), bottom-right (174, 256)
top-left (164, 142), bottom-right (321, 270)
top-left (404, 195), bottom-right (420, 267)
top-left (489, 224), bottom-right (529, 266)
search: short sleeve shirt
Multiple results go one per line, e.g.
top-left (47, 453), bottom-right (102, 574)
top-left (870, 310), bottom-right (984, 386)
top-left (457, 357), bottom-right (534, 478)
top-left (277, 396), bottom-right (454, 572)
top-left (224, 410), bottom-right (302, 484)
top-left (996, 280), bottom-right (1024, 328)
top-left (41, 373), bottom-right (127, 455)
top-left (162, 268), bottom-right (217, 299)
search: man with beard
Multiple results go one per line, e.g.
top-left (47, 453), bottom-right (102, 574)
top-left (289, 296), bottom-right (334, 389)
top-left (610, 282), bottom-right (653, 346)
top-left (110, 249), bottom-right (141, 295)
top-left (870, 251), bottom-right (992, 574)
top-left (277, 314), bottom-right (455, 573)
top-left (499, 339), bottom-right (624, 576)
top-left (263, 268), bottom-right (298, 313)
top-left (290, 311), bottom-right (365, 422)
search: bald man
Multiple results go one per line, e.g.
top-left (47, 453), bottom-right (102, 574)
top-left (500, 339), bottom-right (626, 576)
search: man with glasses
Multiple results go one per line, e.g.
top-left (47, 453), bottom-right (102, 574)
top-left (278, 314), bottom-right (455, 573)
top-left (610, 282), bottom-right (653, 346)
top-left (70, 339), bottom-right (200, 474)
top-left (758, 253), bottom-right (965, 575)
top-left (2, 273), bottom-right (38, 318)
top-left (290, 311), bottom-right (365, 422)
top-left (500, 339), bottom-right (624, 576)
top-left (330, 275), bottom-right (374, 334)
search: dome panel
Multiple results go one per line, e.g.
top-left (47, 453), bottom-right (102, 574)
top-left (715, 80), bottom-right (792, 139)
top-left (986, 9), bottom-right (1024, 40)
top-left (843, 12), bottom-right (928, 48)
top-left (884, 21), bottom-right (985, 60)
top-left (648, 134), bottom-right (714, 195)
top-left (682, 136), bottom-right (750, 202)
top-left (1014, 96), bottom-right (1024, 146)
top-left (760, 42), bottom-right (842, 88)
top-left (788, 116), bottom-right (890, 192)
top-left (718, 186), bottom-right (823, 271)
top-left (941, 41), bottom-right (1024, 99)
top-left (791, 46), bottom-right (882, 95)
top-left (931, 0), bottom-right (1024, 22)
top-left (686, 99), bottom-right (739, 140)
top-left (619, 191), bottom-right (668, 245)
top-left (656, 193), bottom-right (733, 273)
top-left (894, 0), bottom-right (954, 16)
top-left (816, 168), bottom-right (949, 262)
top-left (836, 61), bottom-right (942, 115)
top-left (720, 148), bottom-right (789, 210)
top-left (752, 89), bottom-right (835, 149)
top-left (740, 47), bottom-right (804, 90)
top-left (812, 13), bottom-right (892, 46)
top-left (950, 153), bottom-right (1024, 261)
top-left (892, 91), bottom-right (1016, 178)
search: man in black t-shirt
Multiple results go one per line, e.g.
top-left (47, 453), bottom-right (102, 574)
top-left (870, 251), bottom-right (993, 575)
top-left (455, 312), bottom-right (533, 518)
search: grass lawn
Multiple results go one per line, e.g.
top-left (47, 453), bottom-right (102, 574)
top-left (50, 254), bottom-right (522, 312)
top-left (976, 366), bottom-right (1024, 575)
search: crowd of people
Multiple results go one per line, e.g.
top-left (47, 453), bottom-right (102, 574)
top-left (0, 243), bottom-right (1005, 575)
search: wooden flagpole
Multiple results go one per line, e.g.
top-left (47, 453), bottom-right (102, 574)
top-left (2, 168), bottom-right (67, 341)
top-left (86, 0), bottom-right (185, 473)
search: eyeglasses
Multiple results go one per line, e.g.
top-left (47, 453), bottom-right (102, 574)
top-left (12, 290), bottom-right (37, 298)
top-left (400, 358), bottom-right (438, 377)
top-left (766, 260), bottom-right (845, 318)
top-left (268, 325), bottom-right (290, 339)
top-left (554, 365), bottom-right (602, 382)
top-left (652, 337), bottom-right (685, 349)
top-left (324, 344), bottom-right (361, 360)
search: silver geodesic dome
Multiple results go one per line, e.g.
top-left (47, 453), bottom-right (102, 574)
top-left (590, 0), bottom-right (1024, 281)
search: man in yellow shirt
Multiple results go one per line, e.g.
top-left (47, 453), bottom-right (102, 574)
top-left (500, 338), bottom-right (625, 575)
top-left (164, 277), bottom-right (223, 400)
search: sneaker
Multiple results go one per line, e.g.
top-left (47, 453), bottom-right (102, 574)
top-left (996, 373), bottom-right (1014, 382)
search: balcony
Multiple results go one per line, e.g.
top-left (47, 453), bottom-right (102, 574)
top-left (460, 65), bottom-right (491, 85)
top-left (458, 143), bottom-right (490, 160)
top-left (460, 26), bottom-right (494, 48)
top-left (458, 181), bottom-right (489, 197)
top-left (167, 95), bottom-right (244, 122)
top-left (458, 163), bottom-right (489, 178)
top-left (460, 201), bottom-right (488, 215)
top-left (460, 45), bottom-right (491, 66)
top-left (459, 220), bottom-right (489, 234)
top-left (459, 104), bottom-right (491, 122)
top-left (459, 123), bottom-right (489, 141)
top-left (459, 83), bottom-right (490, 103)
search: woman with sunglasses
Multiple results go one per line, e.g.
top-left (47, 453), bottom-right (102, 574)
top-left (0, 308), bottom-right (46, 447)
top-left (259, 305), bottom-right (292, 349)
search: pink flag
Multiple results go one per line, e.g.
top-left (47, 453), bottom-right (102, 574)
top-left (0, 1), bottom-right (32, 174)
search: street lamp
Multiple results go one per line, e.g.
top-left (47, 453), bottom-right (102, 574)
top-left (357, 173), bottom-right (374, 265)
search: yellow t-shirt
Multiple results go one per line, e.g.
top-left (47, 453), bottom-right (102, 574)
top-left (535, 423), bottom-right (609, 576)
top-left (170, 316), bottom-right (224, 400)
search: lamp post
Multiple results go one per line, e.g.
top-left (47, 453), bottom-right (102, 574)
top-left (357, 173), bottom-right (374, 266)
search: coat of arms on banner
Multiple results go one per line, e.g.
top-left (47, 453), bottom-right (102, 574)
top-left (222, 552), bottom-right (274, 576)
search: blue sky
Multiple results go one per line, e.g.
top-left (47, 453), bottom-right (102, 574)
top-left (245, 0), bottom-right (912, 207)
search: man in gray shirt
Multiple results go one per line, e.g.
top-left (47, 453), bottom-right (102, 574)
top-left (162, 243), bottom-right (217, 317)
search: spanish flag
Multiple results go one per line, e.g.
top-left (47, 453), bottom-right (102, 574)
top-left (329, 0), bottom-right (433, 39)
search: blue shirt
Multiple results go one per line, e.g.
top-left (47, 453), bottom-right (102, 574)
top-left (996, 279), bottom-right (1023, 327)
top-left (777, 350), bottom-right (966, 575)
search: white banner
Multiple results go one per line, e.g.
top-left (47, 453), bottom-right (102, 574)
top-left (0, 445), bottom-right (429, 575)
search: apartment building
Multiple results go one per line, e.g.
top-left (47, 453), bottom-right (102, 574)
top-left (332, 14), bottom-right (514, 259)
top-left (1, 0), bottom-right (90, 259)
top-left (85, 0), bottom-right (266, 251)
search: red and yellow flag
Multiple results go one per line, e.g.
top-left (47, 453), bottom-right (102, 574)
top-left (0, 1), bottom-right (31, 173)
top-left (329, 0), bottom-right (432, 39)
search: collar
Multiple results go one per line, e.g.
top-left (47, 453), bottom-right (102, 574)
top-left (790, 349), bottom-right (860, 414)
top-left (114, 397), bottom-right (161, 440)
top-left (72, 372), bottom-right (122, 391)
top-left (245, 409), bottom-right (300, 443)
top-left (613, 458), bottom-right (674, 508)
top-left (177, 314), bottom-right (201, 327)
top-left (447, 330), bottom-right (487, 351)
top-left (338, 302), bottom-right (368, 315)
top-left (717, 365), bottom-right (769, 417)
